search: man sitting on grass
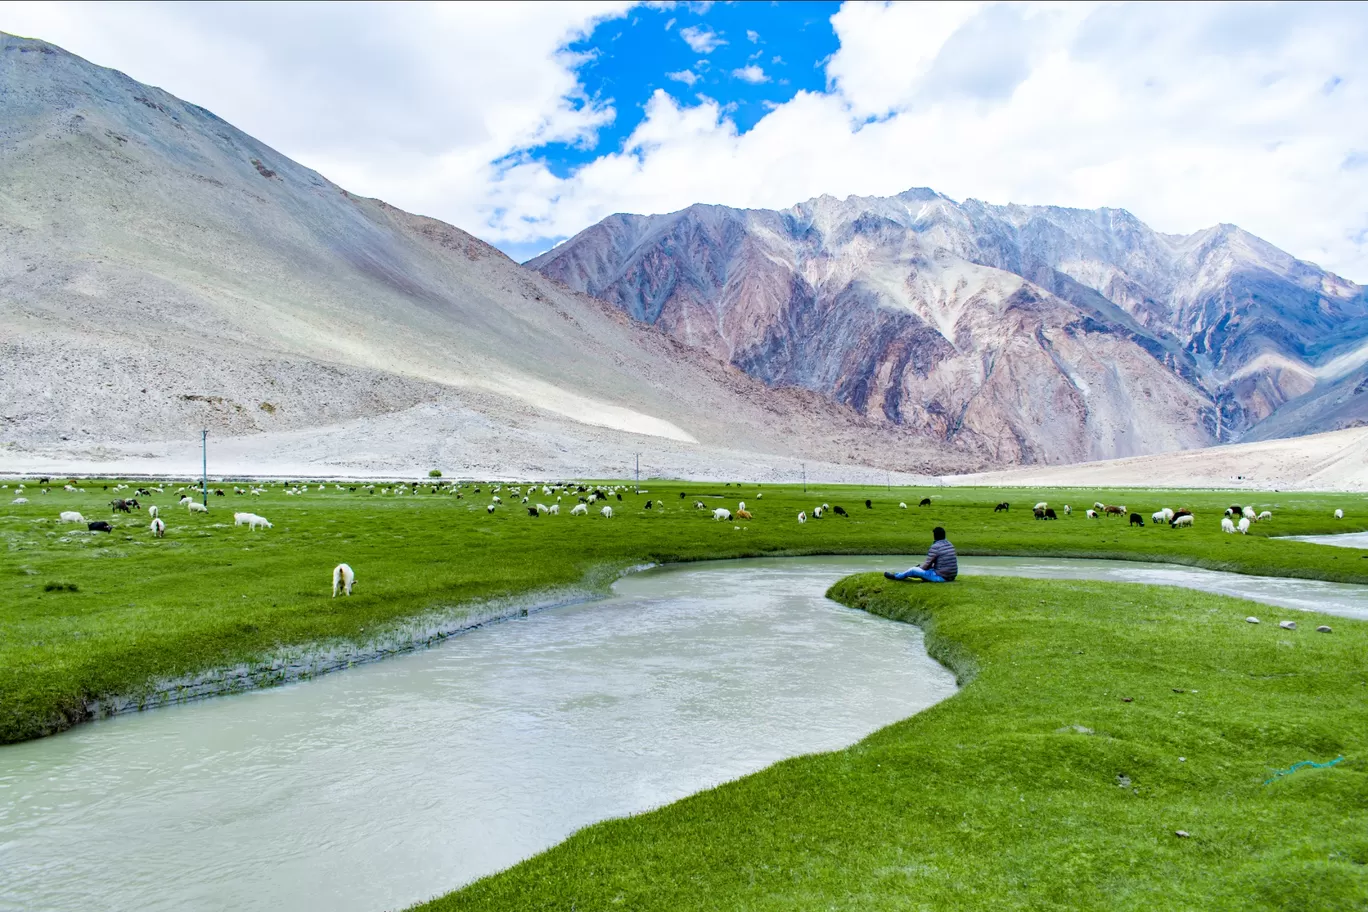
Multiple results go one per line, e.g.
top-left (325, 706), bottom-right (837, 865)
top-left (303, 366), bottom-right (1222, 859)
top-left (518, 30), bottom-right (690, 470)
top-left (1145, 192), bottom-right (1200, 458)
top-left (885, 526), bottom-right (958, 583)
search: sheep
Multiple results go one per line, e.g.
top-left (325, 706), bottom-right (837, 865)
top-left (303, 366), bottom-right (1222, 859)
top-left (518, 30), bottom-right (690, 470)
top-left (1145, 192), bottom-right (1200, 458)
top-left (570, 503), bottom-right (588, 516)
top-left (1129, 513), bottom-right (1144, 527)
top-left (1242, 506), bottom-right (1257, 522)
top-left (148, 505), bottom-right (159, 519)
top-left (1170, 515), bottom-right (1194, 528)
top-left (736, 509), bottom-right (753, 520)
top-left (1034, 502), bottom-right (1048, 511)
top-left (600, 505), bottom-right (614, 518)
top-left (994, 502), bottom-right (1010, 512)
top-left (332, 563), bottom-right (355, 597)
top-left (1238, 517), bottom-right (1250, 534)
top-left (151, 518), bottom-right (166, 538)
top-left (713, 508), bottom-right (732, 521)
top-left (486, 504), bottom-right (496, 514)
top-left (919, 497), bottom-right (931, 507)
top-left (899, 502), bottom-right (908, 509)
top-left (1335, 509), bottom-right (1344, 519)
top-left (1152, 510), bottom-right (1167, 525)
top-left (87, 520), bottom-right (113, 532)
top-left (798, 511), bottom-right (807, 524)
top-left (1258, 511), bottom-right (1272, 521)
top-left (59, 511), bottom-right (85, 523)
top-left (188, 502), bottom-right (208, 514)
top-left (1086, 509), bottom-right (1099, 519)
top-left (1221, 517), bottom-right (1236, 534)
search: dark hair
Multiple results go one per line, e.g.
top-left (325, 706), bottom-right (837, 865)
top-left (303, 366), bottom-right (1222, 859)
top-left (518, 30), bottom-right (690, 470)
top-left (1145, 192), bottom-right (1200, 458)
top-left (932, 526), bottom-right (947, 541)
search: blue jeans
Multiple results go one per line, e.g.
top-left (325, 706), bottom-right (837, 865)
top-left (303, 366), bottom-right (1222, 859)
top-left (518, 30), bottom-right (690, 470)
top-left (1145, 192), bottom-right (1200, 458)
top-left (889, 567), bottom-right (946, 583)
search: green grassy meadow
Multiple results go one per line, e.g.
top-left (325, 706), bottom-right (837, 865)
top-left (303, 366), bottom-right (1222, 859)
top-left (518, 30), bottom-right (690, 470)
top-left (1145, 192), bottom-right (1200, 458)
top-left (421, 575), bottom-right (1368, 911)
top-left (1, 477), bottom-right (1364, 744)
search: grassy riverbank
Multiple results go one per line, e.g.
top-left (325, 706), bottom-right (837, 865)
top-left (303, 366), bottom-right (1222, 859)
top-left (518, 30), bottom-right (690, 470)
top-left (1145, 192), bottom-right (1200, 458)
top-left (2, 479), bottom-right (1365, 743)
top-left (420, 574), bottom-right (1368, 911)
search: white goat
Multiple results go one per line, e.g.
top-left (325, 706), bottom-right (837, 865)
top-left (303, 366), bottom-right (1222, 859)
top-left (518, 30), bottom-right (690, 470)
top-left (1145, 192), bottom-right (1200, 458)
top-left (600, 505), bottom-right (614, 518)
top-left (1086, 509), bottom-right (1098, 519)
top-left (188, 502), bottom-right (208, 514)
top-left (1154, 511), bottom-right (1169, 525)
top-left (1171, 515), bottom-right (1194, 528)
top-left (694, 501), bottom-right (706, 510)
top-left (547, 504), bottom-right (559, 515)
top-left (1335, 509), bottom-right (1344, 519)
top-left (570, 503), bottom-right (588, 516)
top-left (899, 502), bottom-right (908, 509)
top-left (1258, 511), bottom-right (1272, 521)
top-left (179, 496), bottom-right (192, 505)
top-left (1063, 505), bottom-right (1072, 515)
top-left (797, 511), bottom-right (807, 523)
top-left (1238, 517), bottom-right (1250, 534)
top-left (713, 508), bottom-right (732, 521)
top-left (1221, 517), bottom-right (1236, 534)
top-left (738, 501), bottom-right (746, 512)
top-left (59, 511), bottom-right (85, 523)
top-left (332, 563), bottom-right (355, 597)
top-left (148, 505), bottom-right (159, 519)
top-left (1034, 502), bottom-right (1048, 511)
top-left (486, 504), bottom-right (496, 513)
top-left (151, 518), bottom-right (166, 538)
top-left (1242, 506), bottom-right (1257, 522)
top-left (1161, 508), bottom-right (1175, 523)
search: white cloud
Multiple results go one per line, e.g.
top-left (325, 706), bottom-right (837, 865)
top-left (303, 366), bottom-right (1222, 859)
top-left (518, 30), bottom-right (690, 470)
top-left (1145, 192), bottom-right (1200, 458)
top-left (746, 29), bottom-right (759, 43)
top-left (666, 68), bottom-right (699, 86)
top-left (731, 64), bottom-right (768, 84)
top-left (679, 24), bottom-right (725, 53)
top-left (3, 1), bottom-right (1367, 281)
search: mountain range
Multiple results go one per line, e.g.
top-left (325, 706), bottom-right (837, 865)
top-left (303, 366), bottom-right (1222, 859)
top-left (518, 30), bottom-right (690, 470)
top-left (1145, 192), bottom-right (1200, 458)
top-left (3, 30), bottom-right (1365, 479)
top-left (530, 190), bottom-right (1368, 464)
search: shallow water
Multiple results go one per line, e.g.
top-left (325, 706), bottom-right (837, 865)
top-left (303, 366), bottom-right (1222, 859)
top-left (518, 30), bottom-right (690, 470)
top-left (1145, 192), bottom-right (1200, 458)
top-left (2, 554), bottom-right (1366, 912)
top-left (1281, 530), bottom-right (1368, 551)
top-left (0, 557), bottom-right (955, 912)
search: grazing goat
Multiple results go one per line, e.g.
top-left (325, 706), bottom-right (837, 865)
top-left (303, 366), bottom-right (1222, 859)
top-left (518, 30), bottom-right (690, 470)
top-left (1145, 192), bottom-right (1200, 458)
top-left (1034, 502), bottom-right (1048, 511)
top-left (899, 502), bottom-right (908, 509)
top-left (535, 503), bottom-right (549, 514)
top-left (798, 512), bottom-right (806, 524)
top-left (1238, 517), bottom-right (1250, 534)
top-left (1170, 515), bottom-right (1194, 528)
top-left (919, 498), bottom-right (931, 507)
top-left (151, 518), bottom-right (166, 538)
top-left (1152, 511), bottom-right (1167, 525)
top-left (865, 500), bottom-right (872, 509)
top-left (1086, 509), bottom-right (1099, 519)
top-left (548, 504), bottom-right (559, 515)
top-left (148, 505), bottom-right (159, 519)
top-left (713, 508), bottom-right (732, 521)
top-left (736, 509), bottom-right (753, 520)
top-left (486, 504), bottom-right (496, 514)
top-left (1221, 517), bottom-right (1236, 534)
top-left (59, 511), bottom-right (85, 523)
top-left (1063, 505), bottom-right (1072, 515)
top-left (1242, 506), bottom-right (1257, 522)
top-left (813, 506), bottom-right (824, 518)
top-left (694, 501), bottom-right (706, 510)
top-left (1129, 513), bottom-right (1144, 527)
top-left (1104, 505), bottom-right (1126, 517)
top-left (9, 497), bottom-right (25, 505)
top-left (88, 520), bottom-right (113, 532)
top-left (1033, 507), bottom-right (1047, 519)
top-left (600, 505), bottom-right (614, 518)
top-left (1044, 508), bottom-right (1058, 520)
top-left (1160, 508), bottom-right (1174, 523)
top-left (570, 503), bottom-right (588, 516)
top-left (111, 499), bottom-right (133, 513)
top-left (738, 501), bottom-right (746, 511)
top-left (527, 507), bottom-right (539, 517)
top-left (1258, 511), bottom-right (1272, 521)
top-left (333, 563), bottom-right (355, 597)
top-left (179, 496), bottom-right (192, 506)
top-left (492, 496), bottom-right (502, 504)
top-left (645, 501), bottom-right (654, 510)
top-left (188, 502), bottom-right (208, 514)
top-left (994, 502), bottom-right (1009, 512)
top-left (1335, 509), bottom-right (1344, 519)
top-left (1173, 508), bottom-right (1192, 519)
top-left (833, 506), bottom-right (848, 517)
top-left (1094, 502), bottom-right (1105, 511)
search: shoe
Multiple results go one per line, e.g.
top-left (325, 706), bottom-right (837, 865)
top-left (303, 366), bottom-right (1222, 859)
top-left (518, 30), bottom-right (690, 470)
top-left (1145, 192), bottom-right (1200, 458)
top-left (883, 571), bottom-right (896, 580)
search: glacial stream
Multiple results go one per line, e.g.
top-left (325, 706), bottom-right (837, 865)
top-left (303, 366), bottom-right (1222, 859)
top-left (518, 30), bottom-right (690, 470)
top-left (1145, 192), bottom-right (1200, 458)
top-left (2, 554), bottom-right (1366, 912)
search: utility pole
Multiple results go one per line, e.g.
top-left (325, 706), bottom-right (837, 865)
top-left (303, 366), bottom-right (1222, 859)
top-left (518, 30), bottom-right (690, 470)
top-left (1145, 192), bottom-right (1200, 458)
top-left (201, 429), bottom-right (208, 506)
top-left (635, 453), bottom-right (640, 492)
top-left (802, 462), bottom-right (806, 494)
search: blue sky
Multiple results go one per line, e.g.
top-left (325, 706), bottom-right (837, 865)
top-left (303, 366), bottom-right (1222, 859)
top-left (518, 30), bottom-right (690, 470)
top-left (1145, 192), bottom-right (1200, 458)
top-left (3, 1), bottom-right (1367, 279)
top-left (537, 2), bottom-right (840, 179)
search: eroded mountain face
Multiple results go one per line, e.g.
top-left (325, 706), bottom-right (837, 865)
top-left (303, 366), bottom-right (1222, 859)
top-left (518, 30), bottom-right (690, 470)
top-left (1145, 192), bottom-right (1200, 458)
top-left (530, 190), bottom-right (1368, 463)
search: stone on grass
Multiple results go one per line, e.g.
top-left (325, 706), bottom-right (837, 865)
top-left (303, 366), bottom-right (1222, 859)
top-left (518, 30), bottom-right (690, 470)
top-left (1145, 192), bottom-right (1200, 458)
top-left (1175, 830), bottom-right (1190, 838)
top-left (1316, 625), bottom-right (1332, 633)
top-left (1245, 616), bottom-right (1259, 624)
top-left (1279, 620), bottom-right (1297, 630)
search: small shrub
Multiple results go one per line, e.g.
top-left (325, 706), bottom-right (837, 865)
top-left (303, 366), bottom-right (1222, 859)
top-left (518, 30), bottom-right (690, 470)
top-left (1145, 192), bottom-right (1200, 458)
top-left (44, 582), bottom-right (79, 593)
top-left (428, 469), bottom-right (442, 478)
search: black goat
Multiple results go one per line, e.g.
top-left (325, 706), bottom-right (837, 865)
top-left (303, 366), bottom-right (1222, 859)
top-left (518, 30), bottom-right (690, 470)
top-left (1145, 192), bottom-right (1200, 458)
top-left (833, 505), bottom-right (848, 517)
top-left (865, 499), bottom-right (873, 509)
top-left (994, 502), bottom-right (1009, 512)
top-left (1129, 513), bottom-right (1145, 527)
top-left (87, 521), bottom-right (113, 532)
top-left (919, 497), bottom-right (932, 507)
